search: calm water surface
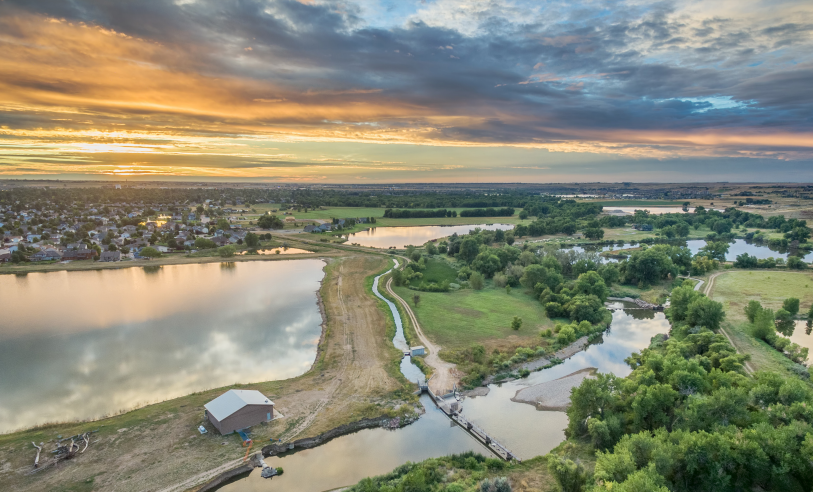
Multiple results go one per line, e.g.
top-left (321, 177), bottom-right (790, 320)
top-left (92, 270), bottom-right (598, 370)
top-left (460, 305), bottom-right (670, 459)
top-left (345, 224), bottom-right (514, 249)
top-left (217, 299), bottom-right (669, 491)
top-left (0, 260), bottom-right (325, 433)
top-left (686, 239), bottom-right (813, 261)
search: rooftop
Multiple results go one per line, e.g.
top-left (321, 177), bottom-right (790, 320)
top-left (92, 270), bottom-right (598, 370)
top-left (204, 389), bottom-right (273, 422)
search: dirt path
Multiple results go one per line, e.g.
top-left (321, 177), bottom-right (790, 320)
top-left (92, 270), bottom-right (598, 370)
top-left (703, 271), bottom-right (755, 375)
top-left (383, 276), bottom-right (459, 394)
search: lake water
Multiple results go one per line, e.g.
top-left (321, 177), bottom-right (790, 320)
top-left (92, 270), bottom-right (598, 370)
top-left (344, 224), bottom-right (514, 249)
top-left (0, 260), bottom-right (326, 433)
top-left (216, 295), bottom-right (669, 491)
top-left (605, 207), bottom-right (697, 215)
top-left (686, 239), bottom-right (813, 262)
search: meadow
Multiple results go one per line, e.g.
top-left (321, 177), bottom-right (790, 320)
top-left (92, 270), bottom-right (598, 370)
top-left (393, 282), bottom-right (552, 351)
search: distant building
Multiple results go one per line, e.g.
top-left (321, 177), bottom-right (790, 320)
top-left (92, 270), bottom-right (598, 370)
top-left (29, 249), bottom-right (62, 262)
top-left (100, 250), bottom-right (121, 262)
top-left (204, 390), bottom-right (275, 435)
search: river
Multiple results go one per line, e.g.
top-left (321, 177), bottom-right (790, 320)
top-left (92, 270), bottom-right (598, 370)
top-left (0, 260), bottom-right (326, 433)
top-left (344, 224), bottom-right (514, 249)
top-left (216, 273), bottom-right (669, 491)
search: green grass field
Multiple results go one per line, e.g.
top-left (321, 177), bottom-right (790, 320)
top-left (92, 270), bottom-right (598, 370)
top-left (409, 258), bottom-right (458, 287)
top-left (393, 283), bottom-right (552, 350)
top-left (708, 270), bottom-right (813, 375)
top-left (585, 200), bottom-right (688, 207)
top-left (709, 271), bottom-right (813, 320)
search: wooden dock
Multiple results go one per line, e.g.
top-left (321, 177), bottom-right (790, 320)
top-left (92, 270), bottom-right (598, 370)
top-left (425, 388), bottom-right (520, 462)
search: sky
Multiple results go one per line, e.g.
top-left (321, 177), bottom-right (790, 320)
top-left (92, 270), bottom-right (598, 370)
top-left (0, 0), bottom-right (812, 182)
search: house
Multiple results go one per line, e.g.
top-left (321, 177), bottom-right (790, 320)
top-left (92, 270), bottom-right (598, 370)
top-left (30, 248), bottom-right (62, 262)
top-left (204, 390), bottom-right (275, 435)
top-left (62, 245), bottom-right (94, 260)
top-left (100, 250), bottom-right (121, 262)
top-left (303, 225), bottom-right (317, 232)
top-left (0, 249), bottom-right (10, 262)
top-left (212, 236), bottom-right (230, 247)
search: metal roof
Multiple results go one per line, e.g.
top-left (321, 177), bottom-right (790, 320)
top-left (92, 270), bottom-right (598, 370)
top-left (204, 390), bottom-right (274, 422)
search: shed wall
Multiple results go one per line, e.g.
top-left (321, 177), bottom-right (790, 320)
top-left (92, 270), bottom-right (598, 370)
top-left (217, 405), bottom-right (274, 434)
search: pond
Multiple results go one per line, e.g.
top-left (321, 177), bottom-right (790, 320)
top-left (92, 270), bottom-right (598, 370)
top-left (344, 224), bottom-right (514, 249)
top-left (604, 206), bottom-right (698, 215)
top-left (0, 260), bottom-right (326, 433)
top-left (458, 304), bottom-right (670, 459)
top-left (686, 239), bottom-right (813, 262)
top-left (237, 247), bottom-right (313, 255)
top-left (216, 295), bottom-right (669, 491)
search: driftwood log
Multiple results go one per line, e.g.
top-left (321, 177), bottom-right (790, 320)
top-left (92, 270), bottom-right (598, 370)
top-left (32, 442), bottom-right (42, 468)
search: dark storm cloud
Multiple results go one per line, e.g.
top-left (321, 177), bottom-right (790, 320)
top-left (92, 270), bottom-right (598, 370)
top-left (0, 0), bottom-right (812, 161)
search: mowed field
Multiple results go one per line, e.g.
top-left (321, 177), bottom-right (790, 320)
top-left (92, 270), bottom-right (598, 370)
top-left (393, 283), bottom-right (552, 351)
top-left (709, 271), bottom-right (813, 320)
top-left (708, 270), bottom-right (813, 375)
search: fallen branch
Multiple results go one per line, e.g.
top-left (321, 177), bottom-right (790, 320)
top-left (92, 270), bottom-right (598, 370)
top-left (32, 442), bottom-right (42, 468)
top-left (81, 433), bottom-right (90, 453)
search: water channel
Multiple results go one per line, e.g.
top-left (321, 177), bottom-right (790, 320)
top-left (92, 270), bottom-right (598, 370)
top-left (217, 268), bottom-right (670, 491)
top-left (0, 260), bottom-right (326, 433)
top-left (343, 224), bottom-right (514, 249)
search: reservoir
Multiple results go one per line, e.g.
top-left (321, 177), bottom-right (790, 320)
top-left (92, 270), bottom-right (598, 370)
top-left (344, 224), bottom-right (514, 249)
top-left (0, 260), bottom-right (326, 433)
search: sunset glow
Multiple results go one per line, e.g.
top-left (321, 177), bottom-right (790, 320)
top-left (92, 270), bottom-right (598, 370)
top-left (1, 0), bottom-right (812, 181)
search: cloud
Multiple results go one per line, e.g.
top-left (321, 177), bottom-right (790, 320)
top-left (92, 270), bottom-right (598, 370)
top-left (0, 0), bottom-right (811, 180)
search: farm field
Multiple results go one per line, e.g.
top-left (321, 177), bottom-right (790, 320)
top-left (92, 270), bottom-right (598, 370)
top-left (392, 282), bottom-right (552, 351)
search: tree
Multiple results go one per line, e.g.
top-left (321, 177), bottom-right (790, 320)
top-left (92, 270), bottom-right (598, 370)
top-left (775, 308), bottom-right (795, 336)
top-left (567, 295), bottom-right (606, 324)
top-left (107, 243), bottom-right (118, 251)
top-left (597, 264), bottom-right (620, 285)
top-left (218, 245), bottom-right (236, 257)
top-left (195, 237), bottom-right (216, 249)
top-left (139, 246), bottom-right (160, 259)
top-left (783, 298), bottom-right (800, 316)
top-left (257, 214), bottom-right (284, 229)
top-left (574, 271), bottom-right (609, 302)
top-left (244, 232), bottom-right (260, 248)
top-left (808, 304), bottom-right (813, 335)
top-left (584, 227), bottom-right (604, 240)
top-left (668, 286), bottom-right (701, 323)
top-left (686, 296), bottom-right (725, 330)
top-left (752, 308), bottom-right (775, 340)
top-left (458, 237), bottom-right (480, 263)
top-left (787, 256), bottom-right (807, 270)
top-left (624, 247), bottom-right (677, 285)
top-left (698, 241), bottom-right (729, 262)
top-left (511, 316), bottom-right (522, 331)
top-left (469, 272), bottom-right (485, 290)
top-left (744, 300), bottom-right (762, 323)
top-left (425, 242), bottom-right (438, 255)
top-left (412, 294), bottom-right (421, 307)
top-left (216, 218), bottom-right (231, 231)
top-left (547, 457), bottom-right (588, 492)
